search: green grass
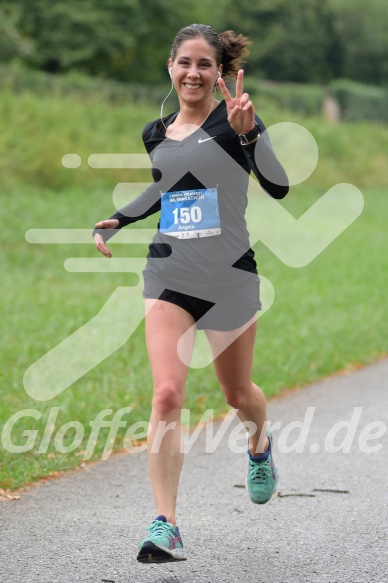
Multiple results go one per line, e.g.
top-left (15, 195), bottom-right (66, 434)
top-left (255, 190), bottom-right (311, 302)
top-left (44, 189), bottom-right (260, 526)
top-left (253, 186), bottom-right (387, 387)
top-left (1, 87), bottom-right (387, 490)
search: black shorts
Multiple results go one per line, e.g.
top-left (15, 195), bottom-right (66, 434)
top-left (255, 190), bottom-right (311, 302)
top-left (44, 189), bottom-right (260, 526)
top-left (143, 274), bottom-right (261, 331)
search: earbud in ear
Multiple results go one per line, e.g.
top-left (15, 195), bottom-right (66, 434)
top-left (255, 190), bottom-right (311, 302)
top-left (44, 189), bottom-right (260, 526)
top-left (169, 67), bottom-right (173, 79)
top-left (218, 71), bottom-right (221, 78)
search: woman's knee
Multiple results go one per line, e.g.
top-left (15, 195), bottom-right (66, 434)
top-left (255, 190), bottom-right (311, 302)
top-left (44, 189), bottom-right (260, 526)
top-left (152, 380), bottom-right (185, 414)
top-left (222, 384), bottom-right (251, 410)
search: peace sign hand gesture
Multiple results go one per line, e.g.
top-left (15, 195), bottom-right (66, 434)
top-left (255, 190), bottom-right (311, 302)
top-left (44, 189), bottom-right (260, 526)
top-left (217, 69), bottom-right (256, 136)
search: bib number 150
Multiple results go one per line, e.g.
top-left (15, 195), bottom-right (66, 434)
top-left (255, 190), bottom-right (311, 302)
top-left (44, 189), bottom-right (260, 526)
top-left (172, 206), bottom-right (202, 224)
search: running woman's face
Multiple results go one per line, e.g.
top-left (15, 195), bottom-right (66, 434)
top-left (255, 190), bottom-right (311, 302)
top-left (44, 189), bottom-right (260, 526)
top-left (169, 38), bottom-right (221, 106)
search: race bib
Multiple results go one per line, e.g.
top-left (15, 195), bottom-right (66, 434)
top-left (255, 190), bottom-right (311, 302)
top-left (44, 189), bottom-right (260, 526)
top-left (160, 188), bottom-right (221, 239)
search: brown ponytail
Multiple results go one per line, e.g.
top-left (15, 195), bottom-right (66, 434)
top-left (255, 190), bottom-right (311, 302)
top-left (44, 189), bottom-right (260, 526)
top-left (218, 31), bottom-right (251, 78)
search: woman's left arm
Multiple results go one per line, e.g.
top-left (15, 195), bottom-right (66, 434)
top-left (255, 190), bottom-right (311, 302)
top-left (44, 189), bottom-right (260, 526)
top-left (218, 70), bottom-right (289, 199)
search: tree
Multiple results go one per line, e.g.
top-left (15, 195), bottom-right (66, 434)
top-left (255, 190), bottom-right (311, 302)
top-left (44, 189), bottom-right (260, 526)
top-left (1, 0), bottom-right (387, 85)
top-left (328, 0), bottom-right (388, 85)
top-left (0, 0), bottom-right (227, 82)
top-left (221, 0), bottom-right (341, 83)
top-left (0, 2), bottom-right (34, 63)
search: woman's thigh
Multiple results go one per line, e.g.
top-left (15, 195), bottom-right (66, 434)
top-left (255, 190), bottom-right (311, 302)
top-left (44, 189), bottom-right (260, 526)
top-left (144, 298), bottom-right (196, 389)
top-left (205, 318), bottom-right (257, 390)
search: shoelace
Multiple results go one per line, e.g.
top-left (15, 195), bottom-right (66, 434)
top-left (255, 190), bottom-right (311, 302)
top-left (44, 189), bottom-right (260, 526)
top-left (249, 459), bottom-right (272, 484)
top-left (146, 520), bottom-right (172, 536)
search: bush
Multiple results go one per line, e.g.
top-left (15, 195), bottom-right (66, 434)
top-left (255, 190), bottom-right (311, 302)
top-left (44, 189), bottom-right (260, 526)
top-left (329, 79), bottom-right (388, 123)
top-left (244, 78), bottom-right (325, 117)
top-left (2, 64), bottom-right (388, 124)
top-left (0, 63), bottom-right (177, 108)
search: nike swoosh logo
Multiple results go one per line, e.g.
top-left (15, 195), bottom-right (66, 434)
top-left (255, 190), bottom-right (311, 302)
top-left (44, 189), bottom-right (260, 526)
top-left (198, 136), bottom-right (217, 143)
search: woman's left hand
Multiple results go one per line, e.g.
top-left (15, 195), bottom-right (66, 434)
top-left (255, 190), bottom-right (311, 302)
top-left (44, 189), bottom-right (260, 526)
top-left (217, 69), bottom-right (256, 135)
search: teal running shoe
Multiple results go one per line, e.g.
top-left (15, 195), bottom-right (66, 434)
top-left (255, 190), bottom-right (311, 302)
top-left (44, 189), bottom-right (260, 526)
top-left (137, 515), bottom-right (187, 563)
top-left (246, 429), bottom-right (279, 504)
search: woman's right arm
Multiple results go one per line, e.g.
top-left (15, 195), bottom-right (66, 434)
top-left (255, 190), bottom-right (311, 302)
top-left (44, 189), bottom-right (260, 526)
top-left (93, 182), bottom-right (161, 257)
top-left (93, 218), bottom-right (119, 258)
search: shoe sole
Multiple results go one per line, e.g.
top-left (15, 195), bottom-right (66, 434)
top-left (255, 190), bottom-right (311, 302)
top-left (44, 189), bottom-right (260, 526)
top-left (137, 542), bottom-right (187, 563)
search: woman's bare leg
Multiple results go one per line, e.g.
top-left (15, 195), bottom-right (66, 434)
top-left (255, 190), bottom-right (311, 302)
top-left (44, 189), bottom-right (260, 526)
top-left (144, 299), bottom-right (196, 526)
top-left (205, 319), bottom-right (269, 455)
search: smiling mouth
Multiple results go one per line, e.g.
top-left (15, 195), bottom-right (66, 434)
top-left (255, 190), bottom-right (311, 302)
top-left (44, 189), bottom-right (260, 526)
top-left (184, 83), bottom-right (202, 90)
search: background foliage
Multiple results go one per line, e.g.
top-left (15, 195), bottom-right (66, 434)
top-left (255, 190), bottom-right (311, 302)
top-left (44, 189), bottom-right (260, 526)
top-left (1, 0), bottom-right (387, 85)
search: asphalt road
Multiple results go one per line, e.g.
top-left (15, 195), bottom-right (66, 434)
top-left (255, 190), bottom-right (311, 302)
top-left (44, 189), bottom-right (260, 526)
top-left (1, 359), bottom-right (388, 583)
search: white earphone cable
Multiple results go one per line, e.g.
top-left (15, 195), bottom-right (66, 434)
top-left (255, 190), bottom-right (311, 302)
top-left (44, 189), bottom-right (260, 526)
top-left (160, 77), bottom-right (175, 131)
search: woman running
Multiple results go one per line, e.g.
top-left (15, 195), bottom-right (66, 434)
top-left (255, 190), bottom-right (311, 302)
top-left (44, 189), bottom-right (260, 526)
top-left (93, 23), bottom-right (288, 563)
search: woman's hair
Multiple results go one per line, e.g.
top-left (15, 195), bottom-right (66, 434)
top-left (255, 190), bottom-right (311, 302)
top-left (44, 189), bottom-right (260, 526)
top-left (169, 24), bottom-right (250, 79)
